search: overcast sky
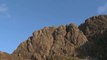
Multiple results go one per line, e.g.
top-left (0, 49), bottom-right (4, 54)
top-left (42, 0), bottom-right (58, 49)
top-left (0, 0), bottom-right (107, 53)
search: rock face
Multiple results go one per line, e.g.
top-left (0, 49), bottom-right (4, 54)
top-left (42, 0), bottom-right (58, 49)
top-left (0, 15), bottom-right (107, 60)
top-left (79, 15), bottom-right (107, 60)
top-left (12, 23), bottom-right (87, 60)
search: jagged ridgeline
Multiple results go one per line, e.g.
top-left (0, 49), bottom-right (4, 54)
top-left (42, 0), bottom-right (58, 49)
top-left (0, 15), bottom-right (107, 60)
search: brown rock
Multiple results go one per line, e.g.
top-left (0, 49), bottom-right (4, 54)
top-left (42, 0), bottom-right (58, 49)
top-left (12, 23), bottom-right (87, 60)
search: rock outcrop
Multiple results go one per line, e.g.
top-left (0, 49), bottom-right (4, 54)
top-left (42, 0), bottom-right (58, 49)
top-left (12, 23), bottom-right (87, 60)
top-left (0, 15), bottom-right (107, 60)
top-left (79, 15), bottom-right (107, 60)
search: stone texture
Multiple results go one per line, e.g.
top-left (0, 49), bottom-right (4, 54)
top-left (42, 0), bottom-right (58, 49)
top-left (79, 15), bottom-right (107, 60)
top-left (12, 23), bottom-right (87, 60)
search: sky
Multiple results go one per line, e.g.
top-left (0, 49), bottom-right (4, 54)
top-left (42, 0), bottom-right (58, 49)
top-left (0, 0), bottom-right (107, 54)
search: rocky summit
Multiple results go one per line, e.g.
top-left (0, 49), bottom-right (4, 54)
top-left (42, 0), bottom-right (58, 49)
top-left (0, 15), bottom-right (107, 60)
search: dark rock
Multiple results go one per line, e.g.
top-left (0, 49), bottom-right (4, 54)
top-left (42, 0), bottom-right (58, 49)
top-left (79, 15), bottom-right (107, 60)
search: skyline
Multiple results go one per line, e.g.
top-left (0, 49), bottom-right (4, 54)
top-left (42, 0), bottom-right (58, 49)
top-left (0, 0), bottom-right (107, 53)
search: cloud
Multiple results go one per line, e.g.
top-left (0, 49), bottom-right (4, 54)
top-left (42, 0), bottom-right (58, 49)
top-left (0, 4), bottom-right (8, 13)
top-left (0, 3), bottom-right (11, 18)
top-left (97, 3), bottom-right (107, 14)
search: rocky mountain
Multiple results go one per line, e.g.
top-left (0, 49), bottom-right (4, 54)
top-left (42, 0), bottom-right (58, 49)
top-left (0, 15), bottom-right (107, 60)
top-left (12, 23), bottom-right (87, 60)
top-left (79, 15), bottom-right (107, 60)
